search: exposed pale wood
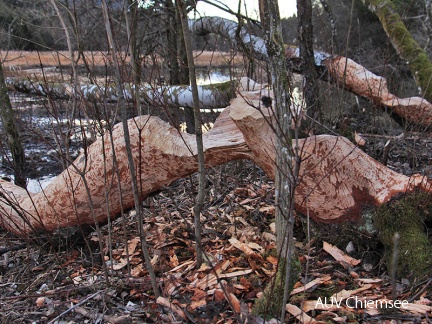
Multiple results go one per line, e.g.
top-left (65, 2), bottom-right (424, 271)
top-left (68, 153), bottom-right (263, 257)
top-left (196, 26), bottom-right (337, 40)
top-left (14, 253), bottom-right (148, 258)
top-left (327, 56), bottom-right (432, 128)
top-left (0, 108), bottom-right (250, 235)
top-left (5, 19), bottom-right (432, 127)
top-left (286, 304), bottom-right (318, 323)
top-left (0, 84), bottom-right (431, 236)
top-left (192, 16), bottom-right (432, 128)
top-left (229, 93), bottom-right (432, 223)
top-left (322, 241), bottom-right (361, 268)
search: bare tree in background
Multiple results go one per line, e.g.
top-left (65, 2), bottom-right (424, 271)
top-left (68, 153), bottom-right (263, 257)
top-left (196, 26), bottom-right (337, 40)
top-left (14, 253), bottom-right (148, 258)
top-left (297, 0), bottom-right (321, 133)
top-left (167, 0), bottom-right (195, 133)
top-left (101, 0), bottom-right (160, 297)
top-left (0, 62), bottom-right (25, 187)
top-left (177, 0), bottom-right (205, 267)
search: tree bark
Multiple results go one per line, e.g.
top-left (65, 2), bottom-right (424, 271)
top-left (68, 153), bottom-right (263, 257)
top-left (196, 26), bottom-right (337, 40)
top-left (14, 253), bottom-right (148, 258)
top-left (5, 78), bottom-right (235, 110)
top-left (362, 0), bottom-right (432, 104)
top-left (1, 83), bottom-right (429, 267)
top-left (177, 0), bottom-right (205, 267)
top-left (297, 0), bottom-right (321, 132)
top-left (101, 0), bottom-right (159, 295)
top-left (174, 0), bottom-right (195, 134)
top-left (259, 0), bottom-right (296, 318)
top-left (0, 62), bottom-right (25, 187)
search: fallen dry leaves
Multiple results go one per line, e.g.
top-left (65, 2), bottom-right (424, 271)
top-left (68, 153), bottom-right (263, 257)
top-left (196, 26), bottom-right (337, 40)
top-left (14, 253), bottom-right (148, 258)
top-left (0, 174), bottom-right (431, 322)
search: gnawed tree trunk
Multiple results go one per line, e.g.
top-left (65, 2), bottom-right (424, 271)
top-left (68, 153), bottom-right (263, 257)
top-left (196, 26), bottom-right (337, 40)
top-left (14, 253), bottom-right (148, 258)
top-left (0, 106), bottom-right (250, 235)
top-left (228, 94), bottom-right (431, 223)
top-left (322, 55), bottom-right (432, 129)
top-left (191, 17), bottom-right (432, 128)
top-left (0, 85), bottom-right (431, 277)
top-left (7, 51), bottom-right (432, 129)
top-left (229, 89), bottom-right (432, 278)
top-left (7, 17), bottom-right (432, 128)
top-left (0, 85), bottom-right (429, 232)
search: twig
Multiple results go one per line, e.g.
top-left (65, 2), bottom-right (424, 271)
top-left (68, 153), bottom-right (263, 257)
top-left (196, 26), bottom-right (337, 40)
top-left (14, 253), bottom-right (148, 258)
top-left (360, 133), bottom-right (404, 140)
top-left (391, 233), bottom-right (400, 302)
top-left (382, 140), bottom-right (392, 166)
top-left (0, 243), bottom-right (26, 255)
top-left (47, 290), bottom-right (104, 324)
top-left (408, 279), bottom-right (432, 302)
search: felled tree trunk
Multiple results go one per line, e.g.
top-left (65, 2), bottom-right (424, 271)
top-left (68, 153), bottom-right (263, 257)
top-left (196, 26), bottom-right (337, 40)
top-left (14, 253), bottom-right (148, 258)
top-left (1, 86), bottom-right (430, 233)
top-left (323, 56), bottom-right (432, 128)
top-left (0, 107), bottom-right (250, 235)
top-left (6, 18), bottom-right (432, 127)
top-left (229, 88), bottom-right (432, 278)
top-left (228, 94), bottom-right (431, 223)
top-left (5, 78), bottom-right (235, 110)
top-left (192, 16), bottom-right (432, 128)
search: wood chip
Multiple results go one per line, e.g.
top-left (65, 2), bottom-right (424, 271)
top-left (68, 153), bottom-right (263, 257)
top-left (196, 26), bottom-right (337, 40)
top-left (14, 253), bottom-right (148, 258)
top-left (291, 275), bottom-right (332, 295)
top-left (156, 296), bottom-right (187, 321)
top-left (302, 300), bottom-right (340, 312)
top-left (323, 241), bottom-right (361, 268)
top-left (286, 304), bottom-right (317, 323)
top-left (401, 302), bottom-right (432, 314)
top-left (330, 284), bottom-right (373, 300)
top-left (229, 238), bottom-right (255, 255)
top-left (226, 292), bottom-right (241, 313)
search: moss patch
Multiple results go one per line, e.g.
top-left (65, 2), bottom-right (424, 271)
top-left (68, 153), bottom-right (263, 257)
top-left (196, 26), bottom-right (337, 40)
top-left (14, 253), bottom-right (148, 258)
top-left (368, 0), bottom-right (432, 103)
top-left (202, 80), bottom-right (238, 102)
top-left (253, 256), bottom-right (301, 319)
top-left (373, 191), bottom-right (432, 279)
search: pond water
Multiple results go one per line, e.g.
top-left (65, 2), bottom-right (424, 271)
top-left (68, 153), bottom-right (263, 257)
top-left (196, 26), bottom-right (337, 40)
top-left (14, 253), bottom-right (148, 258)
top-left (196, 68), bottom-right (233, 85)
top-left (1, 67), bottom-right (239, 193)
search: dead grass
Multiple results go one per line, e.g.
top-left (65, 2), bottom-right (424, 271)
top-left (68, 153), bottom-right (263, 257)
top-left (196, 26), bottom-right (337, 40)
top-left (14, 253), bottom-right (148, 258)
top-left (1, 50), bottom-right (243, 69)
top-left (194, 50), bottom-right (244, 67)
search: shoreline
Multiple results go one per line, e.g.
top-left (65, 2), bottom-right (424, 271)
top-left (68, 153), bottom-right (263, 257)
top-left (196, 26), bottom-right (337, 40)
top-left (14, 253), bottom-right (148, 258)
top-left (1, 50), bottom-right (244, 70)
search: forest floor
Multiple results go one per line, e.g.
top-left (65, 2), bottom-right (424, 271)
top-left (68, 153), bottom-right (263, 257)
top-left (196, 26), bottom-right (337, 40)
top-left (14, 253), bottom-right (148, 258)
top-left (0, 54), bottom-right (431, 323)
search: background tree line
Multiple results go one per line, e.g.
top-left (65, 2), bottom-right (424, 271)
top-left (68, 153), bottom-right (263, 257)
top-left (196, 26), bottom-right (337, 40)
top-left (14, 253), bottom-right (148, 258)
top-left (2, 0), bottom-right (428, 101)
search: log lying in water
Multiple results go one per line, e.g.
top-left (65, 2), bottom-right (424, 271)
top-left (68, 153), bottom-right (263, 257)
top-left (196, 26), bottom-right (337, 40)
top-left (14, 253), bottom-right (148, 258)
top-left (5, 77), bottom-right (235, 109)
top-left (0, 87), bottom-right (430, 236)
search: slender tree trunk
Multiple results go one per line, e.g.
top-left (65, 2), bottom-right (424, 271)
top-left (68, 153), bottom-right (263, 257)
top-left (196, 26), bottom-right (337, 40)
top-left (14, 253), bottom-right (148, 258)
top-left (0, 62), bottom-right (25, 187)
top-left (49, 0), bottom-right (76, 164)
top-left (297, 0), bottom-right (321, 133)
top-left (259, 0), bottom-right (297, 319)
top-left (176, 2), bottom-right (195, 134)
top-left (166, 0), bottom-right (180, 86)
top-left (125, 0), bottom-right (142, 116)
top-left (165, 0), bottom-right (182, 130)
top-left (101, 0), bottom-right (160, 297)
top-left (177, 0), bottom-right (205, 268)
top-left (362, 0), bottom-right (432, 104)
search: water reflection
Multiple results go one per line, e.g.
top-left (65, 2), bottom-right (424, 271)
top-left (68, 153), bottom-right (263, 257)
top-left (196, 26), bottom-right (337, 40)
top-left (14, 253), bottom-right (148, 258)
top-left (2, 68), bottom-right (237, 192)
top-left (196, 68), bottom-right (233, 85)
